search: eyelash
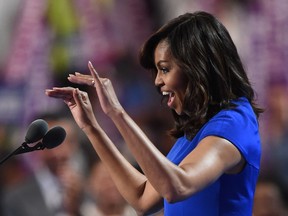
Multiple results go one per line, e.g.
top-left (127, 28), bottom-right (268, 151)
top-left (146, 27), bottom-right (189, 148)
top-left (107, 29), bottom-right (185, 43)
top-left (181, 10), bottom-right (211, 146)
top-left (160, 67), bottom-right (169, 74)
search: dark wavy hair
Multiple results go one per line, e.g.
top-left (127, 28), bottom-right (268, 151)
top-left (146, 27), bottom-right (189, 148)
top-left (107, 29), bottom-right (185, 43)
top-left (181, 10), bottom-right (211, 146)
top-left (139, 11), bottom-right (263, 140)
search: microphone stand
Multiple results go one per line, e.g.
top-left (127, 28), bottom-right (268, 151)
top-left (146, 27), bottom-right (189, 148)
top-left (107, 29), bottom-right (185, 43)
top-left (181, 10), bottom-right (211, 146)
top-left (0, 142), bottom-right (44, 165)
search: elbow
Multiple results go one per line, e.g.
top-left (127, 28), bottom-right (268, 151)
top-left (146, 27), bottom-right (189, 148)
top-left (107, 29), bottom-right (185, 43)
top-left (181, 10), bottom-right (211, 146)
top-left (135, 206), bottom-right (159, 216)
top-left (162, 168), bottom-right (201, 203)
top-left (128, 206), bottom-right (145, 216)
top-left (163, 185), bottom-right (191, 204)
top-left (131, 201), bottom-right (158, 216)
top-left (135, 208), bottom-right (146, 216)
top-left (162, 177), bottom-right (199, 203)
top-left (163, 192), bottom-right (181, 204)
top-left (130, 203), bottom-right (147, 215)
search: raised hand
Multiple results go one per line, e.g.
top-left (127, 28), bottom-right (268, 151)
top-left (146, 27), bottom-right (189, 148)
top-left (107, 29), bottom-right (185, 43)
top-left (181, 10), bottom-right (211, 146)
top-left (45, 87), bottom-right (98, 130)
top-left (68, 62), bottom-right (124, 117)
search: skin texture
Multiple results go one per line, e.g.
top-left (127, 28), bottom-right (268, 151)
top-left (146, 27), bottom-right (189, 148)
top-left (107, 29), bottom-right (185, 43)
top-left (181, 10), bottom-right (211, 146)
top-left (45, 56), bottom-right (244, 214)
top-left (154, 40), bottom-right (188, 115)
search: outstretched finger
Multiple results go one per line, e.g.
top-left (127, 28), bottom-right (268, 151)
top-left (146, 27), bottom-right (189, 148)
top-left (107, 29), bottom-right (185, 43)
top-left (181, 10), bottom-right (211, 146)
top-left (45, 87), bottom-right (74, 99)
top-left (88, 61), bottom-right (101, 86)
top-left (68, 73), bottom-right (94, 86)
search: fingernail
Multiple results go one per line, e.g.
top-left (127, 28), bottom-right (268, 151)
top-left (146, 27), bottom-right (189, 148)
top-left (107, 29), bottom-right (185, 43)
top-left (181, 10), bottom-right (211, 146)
top-left (76, 88), bottom-right (81, 97)
top-left (89, 61), bottom-right (96, 70)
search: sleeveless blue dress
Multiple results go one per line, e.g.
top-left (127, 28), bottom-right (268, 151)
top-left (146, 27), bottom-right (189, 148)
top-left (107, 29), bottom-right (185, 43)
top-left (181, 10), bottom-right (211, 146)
top-left (164, 97), bottom-right (261, 216)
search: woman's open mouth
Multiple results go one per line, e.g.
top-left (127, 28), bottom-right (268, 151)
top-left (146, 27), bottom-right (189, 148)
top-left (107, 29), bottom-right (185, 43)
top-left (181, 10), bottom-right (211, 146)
top-left (162, 91), bottom-right (175, 108)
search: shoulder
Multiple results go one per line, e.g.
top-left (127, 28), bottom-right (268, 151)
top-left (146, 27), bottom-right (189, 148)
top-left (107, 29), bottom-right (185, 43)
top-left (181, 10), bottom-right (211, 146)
top-left (204, 97), bottom-right (258, 134)
top-left (199, 97), bottom-right (261, 168)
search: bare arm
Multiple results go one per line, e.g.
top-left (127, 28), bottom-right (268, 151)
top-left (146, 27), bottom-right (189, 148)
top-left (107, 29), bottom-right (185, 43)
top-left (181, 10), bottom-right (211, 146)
top-left (68, 62), bottom-right (245, 203)
top-left (45, 88), bottom-right (163, 214)
top-left (109, 110), bottom-right (244, 202)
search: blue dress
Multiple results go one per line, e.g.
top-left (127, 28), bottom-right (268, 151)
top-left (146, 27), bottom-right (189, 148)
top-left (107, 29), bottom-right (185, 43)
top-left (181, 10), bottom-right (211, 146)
top-left (164, 97), bottom-right (261, 216)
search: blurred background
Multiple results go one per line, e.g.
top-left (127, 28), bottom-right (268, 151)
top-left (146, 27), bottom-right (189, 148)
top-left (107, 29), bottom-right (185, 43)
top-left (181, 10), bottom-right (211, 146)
top-left (0, 0), bottom-right (287, 215)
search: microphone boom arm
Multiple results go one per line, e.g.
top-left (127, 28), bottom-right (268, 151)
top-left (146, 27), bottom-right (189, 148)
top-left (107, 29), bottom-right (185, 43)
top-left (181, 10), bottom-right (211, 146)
top-left (0, 142), bottom-right (45, 165)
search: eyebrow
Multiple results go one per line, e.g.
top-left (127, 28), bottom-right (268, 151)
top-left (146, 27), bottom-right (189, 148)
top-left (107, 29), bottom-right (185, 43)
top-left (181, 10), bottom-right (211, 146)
top-left (156, 60), bottom-right (169, 67)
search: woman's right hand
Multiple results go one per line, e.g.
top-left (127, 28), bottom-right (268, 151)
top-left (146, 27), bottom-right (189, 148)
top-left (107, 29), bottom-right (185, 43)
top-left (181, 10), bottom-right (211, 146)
top-left (45, 87), bottom-right (99, 130)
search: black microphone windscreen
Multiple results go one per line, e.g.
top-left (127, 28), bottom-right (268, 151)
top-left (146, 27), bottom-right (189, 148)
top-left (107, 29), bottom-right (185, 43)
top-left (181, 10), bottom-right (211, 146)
top-left (25, 119), bottom-right (49, 143)
top-left (42, 126), bottom-right (66, 149)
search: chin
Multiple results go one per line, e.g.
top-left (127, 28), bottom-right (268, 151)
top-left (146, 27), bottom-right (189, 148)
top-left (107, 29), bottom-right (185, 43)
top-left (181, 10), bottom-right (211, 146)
top-left (174, 109), bottom-right (182, 115)
top-left (174, 103), bottom-right (184, 115)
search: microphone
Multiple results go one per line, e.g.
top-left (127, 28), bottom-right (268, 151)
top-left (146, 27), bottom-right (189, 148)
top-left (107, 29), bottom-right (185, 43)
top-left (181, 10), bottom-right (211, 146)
top-left (0, 120), bottom-right (66, 165)
top-left (42, 126), bottom-right (66, 149)
top-left (25, 119), bottom-right (49, 143)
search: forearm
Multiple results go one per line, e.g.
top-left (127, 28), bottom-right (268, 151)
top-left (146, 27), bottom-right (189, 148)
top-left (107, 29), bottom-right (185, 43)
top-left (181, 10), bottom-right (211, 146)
top-left (82, 125), bottom-right (150, 208)
top-left (109, 111), bottom-right (245, 204)
top-left (109, 111), bottom-right (181, 200)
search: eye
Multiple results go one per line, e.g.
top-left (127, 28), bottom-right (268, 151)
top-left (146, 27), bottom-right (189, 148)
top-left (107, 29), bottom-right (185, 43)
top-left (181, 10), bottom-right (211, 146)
top-left (160, 67), bottom-right (169, 74)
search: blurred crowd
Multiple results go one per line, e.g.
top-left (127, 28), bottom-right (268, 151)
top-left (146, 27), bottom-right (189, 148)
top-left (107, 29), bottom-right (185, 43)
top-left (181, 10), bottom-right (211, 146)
top-left (0, 0), bottom-right (287, 215)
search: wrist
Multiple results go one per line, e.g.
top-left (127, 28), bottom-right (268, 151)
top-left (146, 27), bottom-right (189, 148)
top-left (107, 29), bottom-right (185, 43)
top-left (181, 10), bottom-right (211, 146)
top-left (108, 108), bottom-right (125, 120)
top-left (82, 124), bottom-right (101, 136)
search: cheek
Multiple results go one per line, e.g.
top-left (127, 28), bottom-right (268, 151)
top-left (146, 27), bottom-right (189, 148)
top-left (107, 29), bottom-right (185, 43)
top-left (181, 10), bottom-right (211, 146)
top-left (175, 81), bottom-right (188, 113)
top-left (175, 80), bottom-right (188, 100)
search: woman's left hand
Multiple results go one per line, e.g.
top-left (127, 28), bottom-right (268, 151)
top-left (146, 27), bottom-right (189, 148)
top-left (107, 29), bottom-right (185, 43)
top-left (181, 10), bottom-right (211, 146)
top-left (68, 62), bottom-right (124, 117)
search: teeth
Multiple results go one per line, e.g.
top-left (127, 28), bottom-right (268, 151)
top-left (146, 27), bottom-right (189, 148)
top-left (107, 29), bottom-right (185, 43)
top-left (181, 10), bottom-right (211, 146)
top-left (162, 91), bottom-right (170, 96)
top-left (162, 91), bottom-right (174, 97)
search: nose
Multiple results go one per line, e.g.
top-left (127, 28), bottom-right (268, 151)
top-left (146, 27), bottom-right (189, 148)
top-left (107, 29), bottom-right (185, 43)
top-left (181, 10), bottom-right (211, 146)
top-left (154, 71), bottom-right (163, 87)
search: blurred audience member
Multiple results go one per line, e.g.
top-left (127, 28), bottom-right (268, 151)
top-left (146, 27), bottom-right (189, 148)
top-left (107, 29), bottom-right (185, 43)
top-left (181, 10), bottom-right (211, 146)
top-left (0, 124), bottom-right (29, 215)
top-left (253, 176), bottom-right (288, 216)
top-left (0, 124), bottom-right (28, 189)
top-left (82, 160), bottom-right (138, 216)
top-left (260, 77), bottom-right (288, 195)
top-left (1, 112), bottom-right (89, 216)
